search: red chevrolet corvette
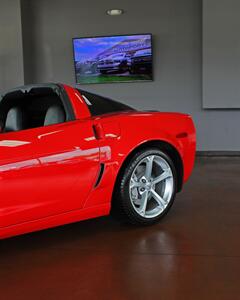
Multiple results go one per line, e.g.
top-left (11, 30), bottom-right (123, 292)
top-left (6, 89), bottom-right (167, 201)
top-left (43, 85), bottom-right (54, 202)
top-left (0, 84), bottom-right (196, 239)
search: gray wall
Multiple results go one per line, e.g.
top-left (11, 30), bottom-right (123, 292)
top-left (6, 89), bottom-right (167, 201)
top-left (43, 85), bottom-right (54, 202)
top-left (1, 0), bottom-right (240, 151)
top-left (0, 0), bottom-right (24, 92)
top-left (203, 0), bottom-right (240, 108)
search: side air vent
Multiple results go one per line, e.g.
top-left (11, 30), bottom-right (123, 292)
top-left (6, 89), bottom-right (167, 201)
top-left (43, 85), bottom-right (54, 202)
top-left (94, 163), bottom-right (105, 188)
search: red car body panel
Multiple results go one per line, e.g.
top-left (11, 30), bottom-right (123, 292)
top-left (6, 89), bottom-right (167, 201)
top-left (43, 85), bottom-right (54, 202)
top-left (0, 84), bottom-right (196, 239)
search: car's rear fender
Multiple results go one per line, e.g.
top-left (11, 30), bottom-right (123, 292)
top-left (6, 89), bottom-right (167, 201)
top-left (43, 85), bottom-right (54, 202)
top-left (109, 112), bottom-right (196, 185)
top-left (83, 112), bottom-right (196, 209)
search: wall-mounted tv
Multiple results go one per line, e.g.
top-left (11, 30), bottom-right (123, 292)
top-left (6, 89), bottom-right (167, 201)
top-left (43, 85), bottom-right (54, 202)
top-left (73, 34), bottom-right (153, 84)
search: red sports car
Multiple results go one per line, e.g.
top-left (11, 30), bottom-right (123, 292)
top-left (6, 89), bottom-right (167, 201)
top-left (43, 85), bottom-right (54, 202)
top-left (0, 84), bottom-right (196, 239)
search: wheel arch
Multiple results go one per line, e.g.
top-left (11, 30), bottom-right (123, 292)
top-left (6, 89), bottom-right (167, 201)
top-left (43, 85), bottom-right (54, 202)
top-left (113, 140), bottom-right (184, 197)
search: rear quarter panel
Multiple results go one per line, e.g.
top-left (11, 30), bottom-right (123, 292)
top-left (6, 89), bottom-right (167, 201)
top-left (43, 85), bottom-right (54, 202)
top-left (96, 111), bottom-right (196, 185)
top-left (82, 110), bottom-right (195, 242)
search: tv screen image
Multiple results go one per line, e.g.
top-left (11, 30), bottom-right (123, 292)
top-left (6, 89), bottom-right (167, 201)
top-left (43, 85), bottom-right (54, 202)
top-left (73, 34), bottom-right (153, 84)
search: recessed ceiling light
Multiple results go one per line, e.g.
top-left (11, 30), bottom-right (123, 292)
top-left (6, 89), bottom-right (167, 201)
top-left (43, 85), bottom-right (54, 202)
top-left (106, 9), bottom-right (124, 16)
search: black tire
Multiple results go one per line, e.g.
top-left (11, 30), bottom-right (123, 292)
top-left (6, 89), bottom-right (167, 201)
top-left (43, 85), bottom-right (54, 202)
top-left (111, 148), bottom-right (177, 225)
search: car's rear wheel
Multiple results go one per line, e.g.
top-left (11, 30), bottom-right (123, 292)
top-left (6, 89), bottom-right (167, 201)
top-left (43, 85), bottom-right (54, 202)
top-left (112, 148), bottom-right (177, 225)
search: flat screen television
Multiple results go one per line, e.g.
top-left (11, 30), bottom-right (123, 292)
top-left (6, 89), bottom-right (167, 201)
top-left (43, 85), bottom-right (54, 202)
top-left (72, 34), bottom-right (153, 84)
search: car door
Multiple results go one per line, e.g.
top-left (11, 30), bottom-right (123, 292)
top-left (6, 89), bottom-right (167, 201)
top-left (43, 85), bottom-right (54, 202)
top-left (0, 120), bottom-right (100, 228)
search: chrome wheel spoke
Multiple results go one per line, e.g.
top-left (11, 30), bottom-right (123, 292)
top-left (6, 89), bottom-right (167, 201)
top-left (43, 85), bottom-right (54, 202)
top-left (139, 190), bottom-right (149, 216)
top-left (153, 168), bottom-right (172, 185)
top-left (145, 155), bottom-right (154, 180)
top-left (151, 189), bottom-right (166, 209)
top-left (130, 179), bottom-right (144, 188)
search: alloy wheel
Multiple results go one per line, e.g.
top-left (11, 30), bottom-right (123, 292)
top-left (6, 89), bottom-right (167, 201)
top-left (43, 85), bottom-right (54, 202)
top-left (129, 154), bottom-right (174, 218)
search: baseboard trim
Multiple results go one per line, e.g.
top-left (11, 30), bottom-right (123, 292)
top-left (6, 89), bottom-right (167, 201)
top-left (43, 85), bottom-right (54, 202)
top-left (197, 151), bottom-right (240, 157)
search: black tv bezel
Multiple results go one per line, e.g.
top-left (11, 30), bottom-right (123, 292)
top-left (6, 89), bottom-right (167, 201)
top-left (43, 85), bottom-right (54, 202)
top-left (72, 33), bottom-right (153, 85)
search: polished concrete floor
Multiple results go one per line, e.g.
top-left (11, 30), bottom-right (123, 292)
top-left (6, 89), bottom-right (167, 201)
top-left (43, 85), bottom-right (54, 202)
top-left (1, 157), bottom-right (240, 300)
